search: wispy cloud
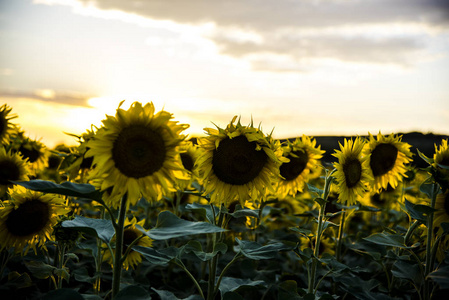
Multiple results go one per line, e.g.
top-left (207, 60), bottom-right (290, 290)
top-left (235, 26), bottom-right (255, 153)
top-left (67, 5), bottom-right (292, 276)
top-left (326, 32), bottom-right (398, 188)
top-left (0, 89), bottom-right (92, 107)
top-left (39, 0), bottom-right (449, 72)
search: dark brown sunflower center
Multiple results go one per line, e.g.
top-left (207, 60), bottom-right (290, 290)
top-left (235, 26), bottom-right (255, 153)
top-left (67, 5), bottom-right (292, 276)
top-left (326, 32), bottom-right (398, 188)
top-left (5, 199), bottom-right (50, 237)
top-left (212, 135), bottom-right (268, 185)
top-left (444, 192), bottom-right (449, 216)
top-left (0, 159), bottom-right (21, 185)
top-left (47, 155), bottom-right (61, 170)
top-left (180, 153), bottom-right (194, 172)
top-left (112, 125), bottom-right (166, 178)
top-left (280, 150), bottom-right (309, 181)
top-left (123, 228), bottom-right (139, 254)
top-left (370, 143), bottom-right (398, 177)
top-left (19, 146), bottom-right (40, 163)
top-left (438, 155), bottom-right (449, 167)
top-left (0, 116), bottom-right (6, 136)
top-left (343, 158), bottom-right (362, 188)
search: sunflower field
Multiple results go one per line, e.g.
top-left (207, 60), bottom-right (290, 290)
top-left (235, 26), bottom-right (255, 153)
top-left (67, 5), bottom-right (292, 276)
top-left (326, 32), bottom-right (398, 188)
top-left (0, 102), bottom-right (449, 300)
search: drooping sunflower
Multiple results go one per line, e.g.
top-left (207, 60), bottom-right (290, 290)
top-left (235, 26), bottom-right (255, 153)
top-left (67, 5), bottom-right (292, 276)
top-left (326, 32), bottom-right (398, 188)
top-left (433, 139), bottom-right (449, 189)
top-left (0, 147), bottom-right (30, 196)
top-left (0, 186), bottom-right (69, 254)
top-left (0, 104), bottom-right (17, 145)
top-left (196, 116), bottom-right (285, 206)
top-left (103, 217), bottom-right (153, 270)
top-left (333, 137), bottom-right (372, 206)
top-left (363, 132), bottom-right (413, 192)
top-left (176, 140), bottom-right (203, 191)
top-left (17, 136), bottom-right (48, 172)
top-left (276, 135), bottom-right (324, 197)
top-left (85, 101), bottom-right (189, 208)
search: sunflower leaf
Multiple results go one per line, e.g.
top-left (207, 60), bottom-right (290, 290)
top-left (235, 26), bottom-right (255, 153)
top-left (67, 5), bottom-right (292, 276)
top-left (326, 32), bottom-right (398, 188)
top-left (13, 180), bottom-right (102, 201)
top-left (363, 232), bottom-right (411, 248)
top-left (417, 149), bottom-right (434, 165)
top-left (114, 285), bottom-right (151, 300)
top-left (428, 265), bottom-right (449, 289)
top-left (182, 240), bottom-right (228, 261)
top-left (235, 238), bottom-right (292, 260)
top-left (62, 216), bottom-right (115, 243)
top-left (133, 245), bottom-right (178, 266)
top-left (307, 183), bottom-right (324, 197)
top-left (138, 211), bottom-right (226, 240)
top-left (217, 277), bottom-right (266, 298)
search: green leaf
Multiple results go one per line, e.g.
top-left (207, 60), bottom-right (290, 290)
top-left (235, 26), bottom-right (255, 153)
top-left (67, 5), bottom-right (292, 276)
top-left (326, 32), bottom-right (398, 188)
top-left (307, 183), bottom-right (323, 196)
top-left (185, 203), bottom-right (217, 223)
top-left (404, 199), bottom-right (427, 221)
top-left (235, 238), bottom-right (292, 260)
top-left (314, 197), bottom-right (327, 206)
top-left (137, 210), bottom-right (226, 240)
top-left (417, 149), bottom-right (434, 165)
top-left (114, 285), bottom-right (151, 300)
top-left (151, 288), bottom-right (203, 300)
top-left (391, 259), bottom-right (423, 285)
top-left (24, 261), bottom-right (55, 280)
top-left (218, 277), bottom-right (266, 297)
top-left (363, 232), bottom-right (410, 248)
top-left (278, 280), bottom-right (302, 300)
top-left (13, 180), bottom-right (102, 201)
top-left (420, 182), bottom-right (437, 199)
top-left (428, 266), bottom-right (449, 289)
top-left (62, 215), bottom-right (115, 243)
top-left (133, 246), bottom-right (178, 266)
top-left (227, 208), bottom-right (260, 219)
top-left (183, 240), bottom-right (227, 261)
top-left (441, 222), bottom-right (449, 234)
top-left (41, 289), bottom-right (84, 300)
top-left (290, 227), bottom-right (313, 237)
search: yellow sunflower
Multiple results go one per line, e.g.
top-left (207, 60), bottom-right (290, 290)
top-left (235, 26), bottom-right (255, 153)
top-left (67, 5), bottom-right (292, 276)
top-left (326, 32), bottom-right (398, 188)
top-left (176, 140), bottom-right (203, 191)
top-left (0, 104), bottom-right (17, 145)
top-left (363, 132), bottom-right (413, 192)
top-left (196, 116), bottom-right (285, 206)
top-left (276, 135), bottom-right (324, 197)
top-left (333, 137), bottom-right (372, 206)
top-left (85, 101), bottom-right (189, 208)
top-left (103, 217), bottom-right (153, 270)
top-left (0, 186), bottom-right (69, 254)
top-left (0, 147), bottom-right (30, 196)
top-left (433, 139), bottom-right (449, 188)
top-left (66, 128), bottom-right (97, 181)
top-left (17, 137), bottom-right (48, 172)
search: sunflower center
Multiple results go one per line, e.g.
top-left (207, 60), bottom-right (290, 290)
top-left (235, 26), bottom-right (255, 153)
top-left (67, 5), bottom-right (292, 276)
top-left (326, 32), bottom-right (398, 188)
top-left (0, 116), bottom-right (6, 136)
top-left (5, 199), bottom-right (50, 237)
top-left (112, 125), bottom-right (166, 178)
top-left (180, 153), bottom-right (194, 172)
top-left (343, 158), bottom-right (362, 188)
top-left (123, 228), bottom-right (139, 254)
top-left (280, 150), bottom-right (309, 181)
top-left (212, 135), bottom-right (268, 185)
top-left (0, 159), bottom-right (21, 185)
top-left (19, 146), bottom-right (40, 163)
top-left (438, 155), bottom-right (449, 167)
top-left (370, 143), bottom-right (398, 177)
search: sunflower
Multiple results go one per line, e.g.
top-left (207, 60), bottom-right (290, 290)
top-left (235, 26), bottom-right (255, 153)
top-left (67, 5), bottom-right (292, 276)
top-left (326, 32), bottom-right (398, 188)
top-left (333, 137), bottom-right (372, 206)
top-left (85, 102), bottom-right (189, 208)
top-left (433, 139), bottom-right (449, 189)
top-left (103, 217), bottom-right (153, 270)
top-left (0, 147), bottom-right (30, 196)
top-left (0, 186), bottom-right (69, 254)
top-left (176, 140), bottom-right (203, 191)
top-left (363, 132), bottom-right (413, 192)
top-left (66, 128), bottom-right (97, 181)
top-left (196, 116), bottom-right (285, 206)
top-left (17, 137), bottom-right (47, 172)
top-left (0, 104), bottom-right (17, 145)
top-left (276, 135), bottom-right (324, 197)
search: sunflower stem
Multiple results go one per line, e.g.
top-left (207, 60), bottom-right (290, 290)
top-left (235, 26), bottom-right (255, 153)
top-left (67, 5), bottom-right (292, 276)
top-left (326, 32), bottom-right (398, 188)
top-left (57, 244), bottom-right (66, 289)
top-left (423, 183), bottom-right (439, 300)
top-left (111, 193), bottom-right (128, 298)
top-left (308, 169), bottom-right (334, 294)
top-left (207, 205), bottom-right (224, 300)
top-left (336, 209), bottom-right (346, 262)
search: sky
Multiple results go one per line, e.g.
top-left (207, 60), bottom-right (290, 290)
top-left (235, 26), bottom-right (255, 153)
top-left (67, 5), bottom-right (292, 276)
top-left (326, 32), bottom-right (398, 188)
top-left (1, 0), bottom-right (448, 148)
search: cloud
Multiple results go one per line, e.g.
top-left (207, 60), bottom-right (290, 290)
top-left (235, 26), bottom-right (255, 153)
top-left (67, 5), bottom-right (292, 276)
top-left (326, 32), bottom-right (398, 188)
top-left (63, 0), bottom-right (449, 72)
top-left (0, 89), bottom-right (92, 107)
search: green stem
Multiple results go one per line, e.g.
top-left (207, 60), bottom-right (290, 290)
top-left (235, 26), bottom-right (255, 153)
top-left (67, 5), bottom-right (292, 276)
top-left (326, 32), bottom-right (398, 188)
top-left (111, 194), bottom-right (128, 298)
top-left (336, 209), bottom-right (346, 262)
top-left (94, 207), bottom-right (106, 295)
top-left (57, 244), bottom-right (66, 289)
top-left (423, 183), bottom-right (439, 300)
top-left (207, 205), bottom-right (224, 300)
top-left (175, 260), bottom-right (205, 299)
top-left (213, 253), bottom-right (243, 296)
top-left (404, 220), bottom-right (421, 246)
